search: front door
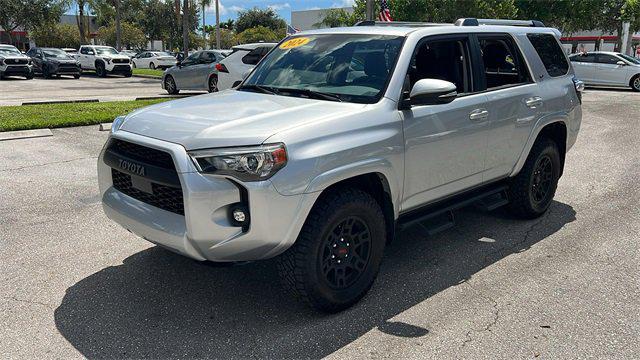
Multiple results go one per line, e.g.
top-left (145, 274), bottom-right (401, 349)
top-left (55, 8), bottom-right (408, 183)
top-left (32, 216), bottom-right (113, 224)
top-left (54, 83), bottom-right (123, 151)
top-left (401, 35), bottom-right (489, 211)
top-left (594, 53), bottom-right (629, 86)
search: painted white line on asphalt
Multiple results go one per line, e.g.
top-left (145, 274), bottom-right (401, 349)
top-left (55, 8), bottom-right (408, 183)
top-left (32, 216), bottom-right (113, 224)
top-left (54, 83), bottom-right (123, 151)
top-left (99, 123), bottom-right (112, 131)
top-left (0, 128), bottom-right (53, 141)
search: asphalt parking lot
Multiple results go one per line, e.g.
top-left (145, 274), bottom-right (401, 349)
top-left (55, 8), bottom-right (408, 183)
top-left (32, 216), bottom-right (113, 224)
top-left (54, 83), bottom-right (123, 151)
top-left (0, 73), bottom-right (190, 106)
top-left (1, 89), bottom-right (639, 358)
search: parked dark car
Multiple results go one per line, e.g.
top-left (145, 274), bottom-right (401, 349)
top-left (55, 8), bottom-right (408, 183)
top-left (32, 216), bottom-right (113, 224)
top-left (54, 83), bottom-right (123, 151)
top-left (26, 47), bottom-right (82, 79)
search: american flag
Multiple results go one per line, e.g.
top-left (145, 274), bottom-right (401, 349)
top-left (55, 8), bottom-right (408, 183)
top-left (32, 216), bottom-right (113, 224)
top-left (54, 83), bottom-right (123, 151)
top-left (378, 0), bottom-right (393, 22)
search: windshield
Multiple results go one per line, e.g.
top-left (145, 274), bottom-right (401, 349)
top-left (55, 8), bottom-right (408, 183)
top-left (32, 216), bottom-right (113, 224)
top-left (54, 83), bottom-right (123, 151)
top-left (43, 48), bottom-right (71, 58)
top-left (241, 34), bottom-right (405, 104)
top-left (95, 47), bottom-right (119, 55)
top-left (0, 47), bottom-right (21, 55)
top-left (617, 53), bottom-right (640, 65)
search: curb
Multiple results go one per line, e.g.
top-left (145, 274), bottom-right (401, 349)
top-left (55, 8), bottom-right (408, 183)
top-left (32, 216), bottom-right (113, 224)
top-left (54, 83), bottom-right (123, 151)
top-left (0, 128), bottom-right (53, 141)
top-left (135, 95), bottom-right (192, 101)
top-left (99, 123), bottom-right (112, 131)
top-left (22, 99), bottom-right (99, 106)
top-left (132, 74), bottom-right (163, 80)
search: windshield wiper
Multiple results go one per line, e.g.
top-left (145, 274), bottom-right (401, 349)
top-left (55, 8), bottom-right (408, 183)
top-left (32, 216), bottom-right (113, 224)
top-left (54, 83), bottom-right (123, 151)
top-left (238, 84), bottom-right (279, 95)
top-left (275, 88), bottom-right (342, 102)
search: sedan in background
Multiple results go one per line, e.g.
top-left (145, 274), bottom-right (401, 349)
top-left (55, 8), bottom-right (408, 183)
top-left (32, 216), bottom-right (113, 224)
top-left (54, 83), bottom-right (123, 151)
top-left (570, 51), bottom-right (640, 91)
top-left (119, 49), bottom-right (139, 58)
top-left (133, 51), bottom-right (177, 69)
top-left (162, 50), bottom-right (227, 94)
top-left (26, 47), bottom-right (82, 79)
top-left (215, 43), bottom-right (276, 91)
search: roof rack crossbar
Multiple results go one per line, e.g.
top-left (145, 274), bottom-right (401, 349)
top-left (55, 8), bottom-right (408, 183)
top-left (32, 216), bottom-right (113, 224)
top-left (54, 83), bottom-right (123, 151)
top-left (455, 18), bottom-right (545, 27)
top-left (355, 20), bottom-right (450, 27)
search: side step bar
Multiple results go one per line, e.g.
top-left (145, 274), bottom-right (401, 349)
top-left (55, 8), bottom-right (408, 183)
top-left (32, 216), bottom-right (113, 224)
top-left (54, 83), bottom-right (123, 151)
top-left (397, 182), bottom-right (509, 235)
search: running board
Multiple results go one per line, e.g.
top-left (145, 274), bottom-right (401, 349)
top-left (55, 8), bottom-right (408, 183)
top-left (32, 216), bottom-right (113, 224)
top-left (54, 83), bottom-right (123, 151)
top-left (398, 182), bottom-right (509, 235)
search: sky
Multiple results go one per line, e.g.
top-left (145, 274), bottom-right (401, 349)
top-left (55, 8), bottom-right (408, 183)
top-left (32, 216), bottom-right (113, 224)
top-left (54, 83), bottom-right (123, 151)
top-left (67, 0), bottom-right (356, 25)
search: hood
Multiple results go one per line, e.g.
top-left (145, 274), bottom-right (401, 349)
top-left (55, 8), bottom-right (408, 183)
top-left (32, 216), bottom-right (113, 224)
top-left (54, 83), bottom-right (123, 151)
top-left (120, 90), bottom-right (366, 150)
top-left (47, 57), bottom-right (77, 64)
top-left (100, 54), bottom-right (129, 60)
top-left (0, 53), bottom-right (28, 60)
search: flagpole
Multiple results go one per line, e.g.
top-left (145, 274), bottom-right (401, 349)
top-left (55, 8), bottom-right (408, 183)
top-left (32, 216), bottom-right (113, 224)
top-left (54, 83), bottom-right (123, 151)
top-left (366, 0), bottom-right (374, 21)
top-left (215, 0), bottom-right (220, 49)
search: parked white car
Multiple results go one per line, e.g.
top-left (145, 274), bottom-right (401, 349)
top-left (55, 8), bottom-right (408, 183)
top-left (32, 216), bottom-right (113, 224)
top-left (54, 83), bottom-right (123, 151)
top-left (77, 45), bottom-right (132, 77)
top-left (216, 43), bottom-right (276, 90)
top-left (569, 51), bottom-right (640, 91)
top-left (132, 51), bottom-right (177, 70)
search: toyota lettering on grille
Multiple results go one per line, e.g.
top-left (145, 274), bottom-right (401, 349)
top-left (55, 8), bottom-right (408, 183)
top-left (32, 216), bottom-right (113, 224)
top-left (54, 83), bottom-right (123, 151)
top-left (118, 159), bottom-right (146, 176)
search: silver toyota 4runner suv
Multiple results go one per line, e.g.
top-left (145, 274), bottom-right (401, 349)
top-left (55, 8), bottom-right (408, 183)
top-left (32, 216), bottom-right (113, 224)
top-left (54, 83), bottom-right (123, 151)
top-left (98, 19), bottom-right (582, 312)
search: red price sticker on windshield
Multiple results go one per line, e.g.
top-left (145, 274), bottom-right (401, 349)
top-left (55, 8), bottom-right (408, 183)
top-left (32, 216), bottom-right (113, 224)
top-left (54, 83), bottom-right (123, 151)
top-left (280, 37), bottom-right (310, 49)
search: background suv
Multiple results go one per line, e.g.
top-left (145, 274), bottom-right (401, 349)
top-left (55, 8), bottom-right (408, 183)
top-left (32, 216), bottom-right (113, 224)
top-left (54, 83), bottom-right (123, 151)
top-left (26, 47), bottom-right (82, 79)
top-left (215, 43), bottom-right (276, 90)
top-left (570, 51), bottom-right (640, 91)
top-left (77, 45), bottom-right (132, 77)
top-left (0, 44), bottom-right (33, 80)
top-left (98, 20), bottom-right (582, 312)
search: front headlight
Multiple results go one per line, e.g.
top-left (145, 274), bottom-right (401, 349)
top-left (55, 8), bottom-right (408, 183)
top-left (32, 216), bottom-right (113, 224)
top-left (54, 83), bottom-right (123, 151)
top-left (111, 116), bottom-right (126, 133)
top-left (189, 143), bottom-right (287, 181)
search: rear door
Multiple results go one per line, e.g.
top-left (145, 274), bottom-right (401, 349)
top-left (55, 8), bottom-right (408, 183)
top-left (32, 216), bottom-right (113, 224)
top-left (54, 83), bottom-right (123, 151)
top-left (477, 33), bottom-right (545, 181)
top-left (569, 53), bottom-right (596, 83)
top-left (594, 53), bottom-right (628, 86)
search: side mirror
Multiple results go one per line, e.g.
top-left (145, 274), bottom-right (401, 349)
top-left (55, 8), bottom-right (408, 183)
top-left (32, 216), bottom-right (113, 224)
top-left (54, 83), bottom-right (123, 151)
top-left (616, 60), bottom-right (626, 66)
top-left (88, 50), bottom-right (95, 55)
top-left (408, 79), bottom-right (458, 107)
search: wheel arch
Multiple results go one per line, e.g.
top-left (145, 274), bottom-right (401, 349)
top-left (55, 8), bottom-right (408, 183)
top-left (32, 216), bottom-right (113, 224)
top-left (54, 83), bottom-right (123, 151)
top-left (310, 172), bottom-right (396, 244)
top-left (629, 73), bottom-right (640, 90)
top-left (511, 120), bottom-right (567, 178)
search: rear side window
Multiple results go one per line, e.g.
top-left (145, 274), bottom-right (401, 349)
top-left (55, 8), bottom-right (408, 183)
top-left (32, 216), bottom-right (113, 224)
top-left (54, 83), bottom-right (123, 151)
top-left (242, 48), bottom-right (263, 65)
top-left (478, 35), bottom-right (531, 90)
top-left (527, 33), bottom-right (569, 77)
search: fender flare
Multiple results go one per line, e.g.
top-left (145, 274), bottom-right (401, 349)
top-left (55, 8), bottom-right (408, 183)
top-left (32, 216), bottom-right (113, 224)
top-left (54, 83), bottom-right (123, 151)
top-left (509, 115), bottom-right (568, 177)
top-left (304, 158), bottom-right (402, 219)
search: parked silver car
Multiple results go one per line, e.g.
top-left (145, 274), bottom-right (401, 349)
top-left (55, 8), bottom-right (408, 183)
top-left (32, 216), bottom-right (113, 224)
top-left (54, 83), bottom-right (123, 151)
top-left (0, 44), bottom-right (33, 79)
top-left (162, 50), bottom-right (228, 94)
top-left (99, 19), bottom-right (582, 312)
top-left (570, 51), bottom-right (640, 91)
top-left (216, 43), bottom-right (277, 91)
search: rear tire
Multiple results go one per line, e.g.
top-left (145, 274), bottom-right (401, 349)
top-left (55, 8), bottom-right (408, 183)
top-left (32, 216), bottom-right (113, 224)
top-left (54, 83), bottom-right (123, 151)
top-left (73, 74), bottom-right (81, 79)
top-left (164, 75), bottom-right (179, 94)
top-left (507, 137), bottom-right (561, 219)
top-left (208, 74), bottom-right (218, 93)
top-left (276, 188), bottom-right (386, 313)
top-left (631, 75), bottom-right (640, 92)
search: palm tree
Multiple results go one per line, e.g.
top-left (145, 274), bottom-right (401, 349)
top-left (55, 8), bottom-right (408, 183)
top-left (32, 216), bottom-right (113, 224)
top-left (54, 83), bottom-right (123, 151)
top-left (199, 0), bottom-right (212, 42)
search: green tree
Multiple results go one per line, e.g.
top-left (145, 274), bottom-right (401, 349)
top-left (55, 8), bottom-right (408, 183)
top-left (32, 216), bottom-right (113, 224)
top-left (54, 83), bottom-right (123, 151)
top-left (97, 21), bottom-right (147, 49)
top-left (235, 7), bottom-right (286, 33)
top-left (235, 25), bottom-right (283, 43)
top-left (314, 8), bottom-right (356, 28)
top-left (207, 28), bottom-right (235, 48)
top-left (31, 23), bottom-right (81, 48)
top-left (220, 19), bottom-right (235, 30)
top-left (0, 0), bottom-right (67, 44)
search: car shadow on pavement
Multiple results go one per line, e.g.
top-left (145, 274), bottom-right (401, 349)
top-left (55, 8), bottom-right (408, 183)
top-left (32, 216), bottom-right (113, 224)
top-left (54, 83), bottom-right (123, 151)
top-left (54, 201), bottom-right (575, 359)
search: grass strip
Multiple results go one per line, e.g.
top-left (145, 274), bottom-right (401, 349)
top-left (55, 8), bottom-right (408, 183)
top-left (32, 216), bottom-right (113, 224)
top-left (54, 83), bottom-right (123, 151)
top-left (132, 68), bottom-right (165, 78)
top-left (0, 99), bottom-right (171, 132)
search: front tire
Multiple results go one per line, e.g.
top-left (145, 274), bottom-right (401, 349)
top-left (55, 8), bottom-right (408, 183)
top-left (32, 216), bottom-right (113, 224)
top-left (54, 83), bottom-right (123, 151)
top-left (42, 66), bottom-right (52, 79)
top-left (276, 188), bottom-right (386, 313)
top-left (507, 138), bottom-right (561, 219)
top-left (95, 62), bottom-right (107, 77)
top-left (149, 62), bottom-right (156, 70)
top-left (164, 75), bottom-right (179, 94)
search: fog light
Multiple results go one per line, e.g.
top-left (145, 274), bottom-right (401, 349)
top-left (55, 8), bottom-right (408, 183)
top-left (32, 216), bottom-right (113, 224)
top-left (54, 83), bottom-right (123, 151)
top-left (233, 209), bottom-right (246, 223)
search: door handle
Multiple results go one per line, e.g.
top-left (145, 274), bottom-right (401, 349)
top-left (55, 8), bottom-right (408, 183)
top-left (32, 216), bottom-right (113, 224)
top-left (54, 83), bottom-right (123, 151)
top-left (469, 108), bottom-right (489, 121)
top-left (525, 97), bottom-right (543, 108)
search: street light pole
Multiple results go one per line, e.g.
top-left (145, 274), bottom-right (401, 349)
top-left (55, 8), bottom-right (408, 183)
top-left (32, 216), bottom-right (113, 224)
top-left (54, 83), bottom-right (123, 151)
top-left (215, 0), bottom-right (220, 49)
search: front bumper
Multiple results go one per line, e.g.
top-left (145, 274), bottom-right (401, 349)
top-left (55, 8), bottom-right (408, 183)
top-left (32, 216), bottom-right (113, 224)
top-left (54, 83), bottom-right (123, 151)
top-left (1, 65), bottom-right (32, 76)
top-left (98, 130), bottom-right (318, 262)
top-left (106, 63), bottom-right (132, 73)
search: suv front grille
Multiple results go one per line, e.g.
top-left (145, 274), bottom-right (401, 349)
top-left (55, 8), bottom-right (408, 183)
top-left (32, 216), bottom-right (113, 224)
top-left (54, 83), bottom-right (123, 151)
top-left (106, 139), bottom-right (184, 215)
top-left (111, 169), bottom-right (184, 215)
top-left (113, 58), bottom-right (129, 64)
top-left (109, 139), bottom-right (174, 169)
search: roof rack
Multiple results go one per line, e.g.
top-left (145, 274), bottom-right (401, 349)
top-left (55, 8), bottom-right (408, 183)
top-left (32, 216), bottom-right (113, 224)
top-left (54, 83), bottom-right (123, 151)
top-left (354, 18), bottom-right (546, 28)
top-left (354, 20), bottom-right (450, 27)
top-left (454, 18), bottom-right (545, 27)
